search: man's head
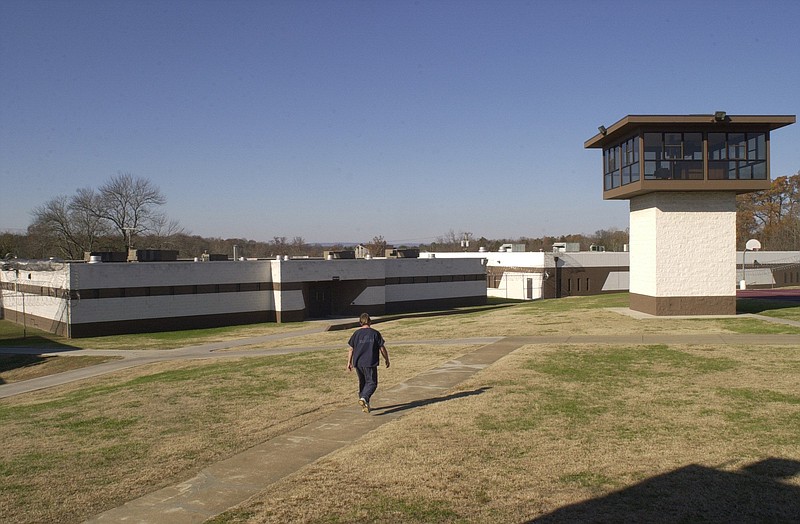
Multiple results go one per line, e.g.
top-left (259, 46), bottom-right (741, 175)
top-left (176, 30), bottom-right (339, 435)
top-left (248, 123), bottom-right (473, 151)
top-left (359, 313), bottom-right (371, 326)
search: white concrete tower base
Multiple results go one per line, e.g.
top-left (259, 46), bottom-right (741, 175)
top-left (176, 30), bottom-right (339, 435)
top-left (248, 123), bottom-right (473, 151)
top-left (629, 191), bottom-right (737, 315)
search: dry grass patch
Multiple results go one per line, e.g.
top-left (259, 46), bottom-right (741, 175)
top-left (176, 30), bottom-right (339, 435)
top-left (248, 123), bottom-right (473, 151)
top-left (246, 298), bottom-right (800, 352)
top-left (0, 343), bottom-right (477, 524)
top-left (0, 320), bottom-right (314, 351)
top-left (217, 343), bottom-right (800, 523)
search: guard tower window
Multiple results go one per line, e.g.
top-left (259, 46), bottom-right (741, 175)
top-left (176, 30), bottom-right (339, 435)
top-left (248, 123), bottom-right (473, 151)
top-left (644, 132), bottom-right (703, 180)
top-left (603, 146), bottom-right (620, 190)
top-left (604, 136), bottom-right (639, 190)
top-left (708, 132), bottom-right (766, 180)
top-left (621, 136), bottom-right (640, 186)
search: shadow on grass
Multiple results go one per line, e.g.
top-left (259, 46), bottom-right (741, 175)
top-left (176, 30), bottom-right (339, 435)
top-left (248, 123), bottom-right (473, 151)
top-left (530, 458), bottom-right (800, 523)
top-left (0, 336), bottom-right (79, 350)
top-left (0, 332), bottom-right (82, 383)
top-left (0, 335), bottom-right (81, 357)
top-left (373, 387), bottom-right (491, 416)
top-left (326, 304), bottom-right (520, 331)
top-left (737, 298), bottom-right (800, 314)
top-left (0, 354), bottom-right (51, 384)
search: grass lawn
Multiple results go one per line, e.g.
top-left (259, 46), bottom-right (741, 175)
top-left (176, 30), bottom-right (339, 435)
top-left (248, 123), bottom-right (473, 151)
top-left (1, 293), bottom-right (799, 523)
top-left (212, 342), bottom-right (800, 523)
top-left (0, 320), bottom-right (314, 350)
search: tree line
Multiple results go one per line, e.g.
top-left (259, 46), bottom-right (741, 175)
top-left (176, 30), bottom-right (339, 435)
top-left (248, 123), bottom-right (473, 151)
top-left (736, 171), bottom-right (800, 250)
top-left (3, 170), bottom-right (798, 261)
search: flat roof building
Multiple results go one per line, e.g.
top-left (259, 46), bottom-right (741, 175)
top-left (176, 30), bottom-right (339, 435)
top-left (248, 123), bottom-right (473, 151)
top-left (1, 256), bottom-right (486, 338)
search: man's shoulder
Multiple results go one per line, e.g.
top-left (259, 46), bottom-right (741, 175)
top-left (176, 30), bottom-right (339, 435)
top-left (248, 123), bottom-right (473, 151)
top-left (351, 326), bottom-right (382, 339)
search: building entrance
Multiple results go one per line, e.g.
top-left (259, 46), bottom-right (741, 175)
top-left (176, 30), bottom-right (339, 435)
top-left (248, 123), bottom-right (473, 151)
top-left (307, 282), bottom-right (333, 318)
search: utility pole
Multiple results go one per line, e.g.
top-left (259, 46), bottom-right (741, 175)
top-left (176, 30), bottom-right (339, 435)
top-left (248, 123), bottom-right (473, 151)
top-left (123, 227), bottom-right (135, 254)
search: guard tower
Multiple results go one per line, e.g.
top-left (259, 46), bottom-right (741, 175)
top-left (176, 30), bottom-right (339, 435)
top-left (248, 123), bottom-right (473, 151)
top-left (585, 113), bottom-right (795, 315)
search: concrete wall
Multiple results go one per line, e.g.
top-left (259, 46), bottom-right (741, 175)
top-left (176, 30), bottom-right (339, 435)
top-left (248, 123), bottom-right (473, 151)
top-left (1, 265), bottom-right (71, 335)
top-left (273, 258), bottom-right (387, 321)
top-left (385, 257), bottom-right (486, 308)
top-left (555, 252), bottom-right (630, 297)
top-left (67, 260), bottom-right (275, 335)
top-left (425, 250), bottom-right (631, 300)
top-left (630, 191), bottom-right (736, 315)
top-left (69, 261), bottom-right (272, 320)
top-left (487, 271), bottom-right (545, 300)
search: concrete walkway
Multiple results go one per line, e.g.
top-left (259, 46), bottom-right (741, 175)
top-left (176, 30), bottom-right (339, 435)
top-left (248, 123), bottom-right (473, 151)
top-left (1, 311), bottom-right (799, 523)
top-left (84, 337), bottom-right (525, 523)
top-left (0, 329), bottom-right (502, 399)
top-left (81, 331), bottom-right (800, 524)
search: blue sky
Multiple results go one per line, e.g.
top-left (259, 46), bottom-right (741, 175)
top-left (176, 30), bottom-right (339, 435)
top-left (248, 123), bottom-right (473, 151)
top-left (2, 0), bottom-right (798, 244)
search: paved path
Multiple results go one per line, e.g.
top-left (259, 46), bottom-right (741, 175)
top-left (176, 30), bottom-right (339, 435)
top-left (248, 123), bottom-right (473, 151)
top-left (1, 311), bottom-right (799, 523)
top-left (0, 329), bottom-right (501, 399)
top-left (84, 337), bottom-right (524, 523)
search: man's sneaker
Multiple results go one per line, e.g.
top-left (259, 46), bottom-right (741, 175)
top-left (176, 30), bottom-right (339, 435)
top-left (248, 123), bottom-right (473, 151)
top-left (359, 398), bottom-right (370, 413)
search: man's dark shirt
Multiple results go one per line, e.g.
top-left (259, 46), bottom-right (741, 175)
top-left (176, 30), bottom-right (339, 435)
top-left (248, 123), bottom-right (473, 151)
top-left (348, 327), bottom-right (385, 368)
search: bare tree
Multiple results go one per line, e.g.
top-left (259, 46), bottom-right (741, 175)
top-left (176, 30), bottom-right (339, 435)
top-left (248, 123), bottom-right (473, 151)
top-left (290, 236), bottom-right (308, 256)
top-left (28, 172), bottom-right (178, 256)
top-left (69, 187), bottom-right (110, 252)
top-left (144, 214), bottom-right (186, 249)
top-left (432, 229), bottom-right (474, 252)
top-left (30, 195), bottom-right (85, 259)
top-left (97, 172), bottom-right (167, 250)
top-left (366, 235), bottom-right (387, 256)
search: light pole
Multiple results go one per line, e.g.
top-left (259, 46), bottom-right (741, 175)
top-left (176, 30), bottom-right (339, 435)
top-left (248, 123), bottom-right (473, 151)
top-left (742, 238), bottom-right (762, 289)
top-left (15, 269), bottom-right (26, 338)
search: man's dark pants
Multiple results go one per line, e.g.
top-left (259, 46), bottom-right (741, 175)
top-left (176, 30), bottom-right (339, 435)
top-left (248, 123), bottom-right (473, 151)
top-left (355, 366), bottom-right (378, 402)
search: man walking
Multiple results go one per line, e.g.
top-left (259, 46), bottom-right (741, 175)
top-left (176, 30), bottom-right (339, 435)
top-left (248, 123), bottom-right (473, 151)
top-left (347, 313), bottom-right (390, 413)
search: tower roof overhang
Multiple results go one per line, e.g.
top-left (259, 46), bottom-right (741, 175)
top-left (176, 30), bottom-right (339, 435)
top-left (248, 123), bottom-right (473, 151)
top-left (585, 114), bottom-right (796, 149)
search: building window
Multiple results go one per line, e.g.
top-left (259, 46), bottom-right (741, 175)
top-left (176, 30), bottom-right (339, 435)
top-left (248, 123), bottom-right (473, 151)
top-left (708, 132), bottom-right (767, 180)
top-left (603, 146), bottom-right (620, 190)
top-left (620, 136), bottom-right (639, 185)
top-left (604, 136), bottom-right (640, 190)
top-left (644, 132), bottom-right (703, 180)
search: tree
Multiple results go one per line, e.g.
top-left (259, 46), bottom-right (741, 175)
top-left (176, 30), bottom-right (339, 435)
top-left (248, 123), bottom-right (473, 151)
top-left (590, 228), bottom-right (629, 252)
top-left (96, 172), bottom-right (168, 250)
top-left (366, 235), bottom-right (387, 257)
top-left (28, 194), bottom-right (100, 259)
top-left (28, 172), bottom-right (177, 257)
top-left (0, 231), bottom-right (28, 259)
top-left (290, 236), bottom-right (309, 256)
top-left (69, 187), bottom-right (109, 252)
top-left (430, 230), bottom-right (475, 252)
top-left (737, 170), bottom-right (800, 250)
